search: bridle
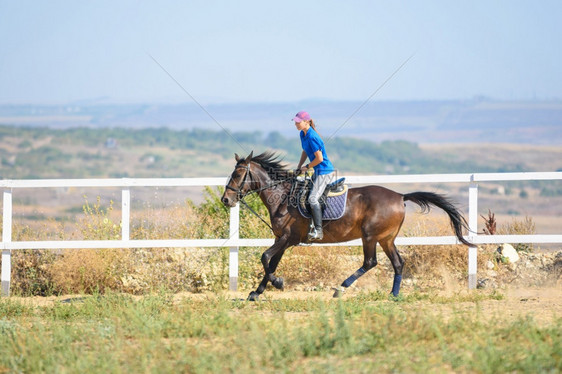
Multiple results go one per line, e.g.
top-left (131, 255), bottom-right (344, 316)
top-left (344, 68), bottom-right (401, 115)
top-left (225, 163), bottom-right (252, 201)
top-left (225, 162), bottom-right (293, 235)
top-left (226, 162), bottom-right (291, 200)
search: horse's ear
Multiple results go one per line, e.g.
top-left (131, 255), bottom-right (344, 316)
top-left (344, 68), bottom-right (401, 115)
top-left (235, 153), bottom-right (241, 162)
top-left (245, 151), bottom-right (253, 162)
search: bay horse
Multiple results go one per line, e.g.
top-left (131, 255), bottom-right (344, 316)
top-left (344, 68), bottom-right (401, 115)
top-left (221, 151), bottom-right (471, 301)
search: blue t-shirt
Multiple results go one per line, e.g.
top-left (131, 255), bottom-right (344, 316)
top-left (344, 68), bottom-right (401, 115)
top-left (300, 127), bottom-right (334, 175)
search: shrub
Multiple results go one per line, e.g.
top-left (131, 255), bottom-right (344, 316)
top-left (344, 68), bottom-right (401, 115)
top-left (80, 196), bottom-right (121, 240)
top-left (185, 186), bottom-right (229, 239)
top-left (11, 249), bottom-right (58, 296)
top-left (47, 248), bottom-right (127, 294)
top-left (498, 215), bottom-right (536, 252)
top-left (7, 221), bottom-right (68, 296)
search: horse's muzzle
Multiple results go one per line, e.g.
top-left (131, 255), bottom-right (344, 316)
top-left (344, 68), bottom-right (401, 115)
top-left (221, 196), bottom-right (236, 207)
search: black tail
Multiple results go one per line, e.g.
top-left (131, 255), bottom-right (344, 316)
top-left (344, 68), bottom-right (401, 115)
top-left (403, 192), bottom-right (472, 246)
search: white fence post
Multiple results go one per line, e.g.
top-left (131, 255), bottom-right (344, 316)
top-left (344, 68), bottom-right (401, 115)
top-left (122, 188), bottom-right (130, 241)
top-left (229, 203), bottom-right (240, 291)
top-left (468, 181), bottom-right (478, 290)
top-left (2, 190), bottom-right (13, 297)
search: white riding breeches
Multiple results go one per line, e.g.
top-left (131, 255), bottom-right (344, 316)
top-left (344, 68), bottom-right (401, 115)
top-left (308, 172), bottom-right (336, 207)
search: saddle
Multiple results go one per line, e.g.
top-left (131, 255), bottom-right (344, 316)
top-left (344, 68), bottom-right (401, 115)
top-left (291, 176), bottom-right (349, 220)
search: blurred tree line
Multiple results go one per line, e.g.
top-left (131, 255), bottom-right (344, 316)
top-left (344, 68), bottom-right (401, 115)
top-left (0, 125), bottom-right (544, 179)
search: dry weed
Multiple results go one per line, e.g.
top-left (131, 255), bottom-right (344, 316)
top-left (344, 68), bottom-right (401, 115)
top-left (10, 249), bottom-right (58, 295)
top-left (5, 192), bottom-right (506, 295)
top-left (400, 215), bottom-right (490, 288)
top-left (278, 246), bottom-right (359, 287)
top-left (47, 248), bottom-right (126, 294)
top-left (498, 215), bottom-right (536, 252)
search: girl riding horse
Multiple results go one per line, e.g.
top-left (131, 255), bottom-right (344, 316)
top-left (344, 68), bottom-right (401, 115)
top-left (221, 151), bottom-right (471, 301)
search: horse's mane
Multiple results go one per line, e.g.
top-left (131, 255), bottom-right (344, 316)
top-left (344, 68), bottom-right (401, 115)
top-left (247, 151), bottom-right (290, 181)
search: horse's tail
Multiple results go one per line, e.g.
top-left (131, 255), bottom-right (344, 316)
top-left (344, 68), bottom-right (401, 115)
top-left (403, 192), bottom-right (472, 246)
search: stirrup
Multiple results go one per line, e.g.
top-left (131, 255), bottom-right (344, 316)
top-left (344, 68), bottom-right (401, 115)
top-left (308, 227), bottom-right (323, 241)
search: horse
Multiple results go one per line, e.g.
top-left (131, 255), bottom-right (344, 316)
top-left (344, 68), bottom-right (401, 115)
top-left (221, 151), bottom-right (471, 301)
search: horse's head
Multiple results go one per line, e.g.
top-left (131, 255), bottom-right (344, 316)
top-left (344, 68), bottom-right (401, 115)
top-left (221, 151), bottom-right (254, 207)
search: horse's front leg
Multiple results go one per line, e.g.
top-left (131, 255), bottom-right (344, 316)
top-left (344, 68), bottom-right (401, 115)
top-left (248, 238), bottom-right (288, 301)
top-left (250, 253), bottom-right (285, 301)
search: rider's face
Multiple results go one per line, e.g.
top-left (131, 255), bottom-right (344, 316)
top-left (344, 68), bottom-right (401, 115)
top-left (294, 120), bottom-right (309, 131)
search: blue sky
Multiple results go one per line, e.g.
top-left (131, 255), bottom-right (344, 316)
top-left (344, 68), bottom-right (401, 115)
top-left (1, 1), bottom-right (561, 104)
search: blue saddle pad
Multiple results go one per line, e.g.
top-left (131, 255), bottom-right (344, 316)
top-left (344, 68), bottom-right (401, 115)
top-left (298, 188), bottom-right (348, 220)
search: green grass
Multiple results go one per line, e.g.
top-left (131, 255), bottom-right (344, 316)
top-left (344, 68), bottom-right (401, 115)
top-left (0, 291), bottom-right (559, 373)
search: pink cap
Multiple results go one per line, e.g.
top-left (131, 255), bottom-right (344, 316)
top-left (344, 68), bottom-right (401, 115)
top-left (292, 111), bottom-right (311, 123)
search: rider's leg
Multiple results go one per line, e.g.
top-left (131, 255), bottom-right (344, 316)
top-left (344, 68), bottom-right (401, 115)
top-left (308, 172), bottom-right (335, 241)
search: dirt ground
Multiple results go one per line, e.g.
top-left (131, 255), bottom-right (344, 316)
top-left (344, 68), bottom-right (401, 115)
top-left (8, 249), bottom-right (561, 327)
top-left (220, 286), bottom-right (561, 324)
top-left (11, 285), bottom-right (560, 328)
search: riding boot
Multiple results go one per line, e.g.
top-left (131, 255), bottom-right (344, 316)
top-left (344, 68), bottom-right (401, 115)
top-left (308, 204), bottom-right (324, 241)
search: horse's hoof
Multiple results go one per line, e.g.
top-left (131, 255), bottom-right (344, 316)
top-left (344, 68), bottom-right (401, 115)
top-left (272, 277), bottom-right (284, 290)
top-left (332, 287), bottom-right (345, 298)
top-left (247, 292), bottom-right (260, 302)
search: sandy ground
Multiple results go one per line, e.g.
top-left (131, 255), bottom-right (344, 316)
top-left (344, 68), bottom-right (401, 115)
top-left (10, 286), bottom-right (560, 327)
top-left (227, 286), bottom-right (562, 324)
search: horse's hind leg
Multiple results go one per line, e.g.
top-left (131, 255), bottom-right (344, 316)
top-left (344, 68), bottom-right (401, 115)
top-left (334, 236), bottom-right (378, 297)
top-left (379, 237), bottom-right (405, 297)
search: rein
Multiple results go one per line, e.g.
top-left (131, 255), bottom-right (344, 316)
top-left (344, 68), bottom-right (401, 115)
top-left (240, 197), bottom-right (275, 233)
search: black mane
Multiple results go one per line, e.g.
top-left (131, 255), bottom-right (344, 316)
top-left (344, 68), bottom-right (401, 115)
top-left (248, 151), bottom-right (290, 181)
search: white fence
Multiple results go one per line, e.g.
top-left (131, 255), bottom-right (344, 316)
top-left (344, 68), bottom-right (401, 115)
top-left (2, 172), bottom-right (562, 296)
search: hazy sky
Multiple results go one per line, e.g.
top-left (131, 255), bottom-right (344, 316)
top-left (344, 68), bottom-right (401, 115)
top-left (1, 1), bottom-right (561, 104)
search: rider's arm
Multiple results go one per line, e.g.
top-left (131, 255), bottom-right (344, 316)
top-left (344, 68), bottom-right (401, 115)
top-left (300, 150), bottom-right (323, 172)
top-left (307, 150), bottom-right (323, 168)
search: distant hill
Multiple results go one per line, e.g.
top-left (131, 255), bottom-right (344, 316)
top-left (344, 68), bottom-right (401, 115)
top-left (1, 125), bottom-right (561, 181)
top-left (1, 99), bottom-right (561, 145)
top-left (1, 124), bottom-right (560, 223)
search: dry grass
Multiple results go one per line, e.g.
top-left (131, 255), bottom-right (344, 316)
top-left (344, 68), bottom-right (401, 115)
top-left (497, 215), bottom-right (536, 252)
top-left (2, 192), bottom-right (549, 296)
top-left (278, 246), bottom-right (362, 287)
top-left (47, 249), bottom-right (125, 294)
top-left (400, 215), bottom-right (474, 289)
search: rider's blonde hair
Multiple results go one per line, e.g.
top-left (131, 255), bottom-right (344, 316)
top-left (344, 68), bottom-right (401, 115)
top-left (309, 119), bottom-right (321, 137)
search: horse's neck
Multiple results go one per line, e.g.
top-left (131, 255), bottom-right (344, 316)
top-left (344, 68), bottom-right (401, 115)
top-left (255, 174), bottom-right (290, 217)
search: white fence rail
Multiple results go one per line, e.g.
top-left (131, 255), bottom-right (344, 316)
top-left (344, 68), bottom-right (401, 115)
top-left (2, 172), bottom-right (561, 296)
